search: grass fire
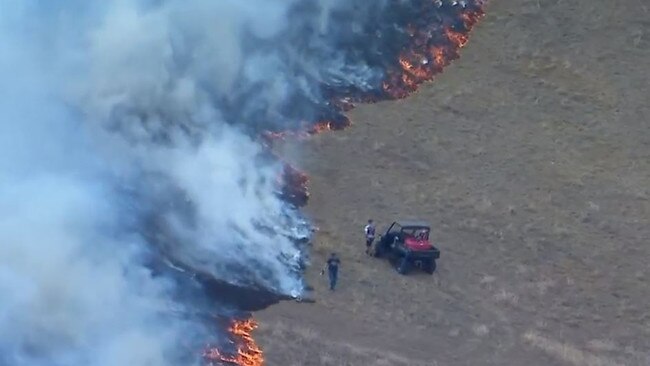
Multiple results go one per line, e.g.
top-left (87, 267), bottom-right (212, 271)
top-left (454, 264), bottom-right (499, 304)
top-left (204, 319), bottom-right (264, 366)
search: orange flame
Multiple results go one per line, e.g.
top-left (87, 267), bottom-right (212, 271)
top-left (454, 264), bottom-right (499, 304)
top-left (204, 319), bottom-right (264, 366)
top-left (445, 28), bottom-right (469, 48)
top-left (259, 119), bottom-right (350, 144)
top-left (382, 6), bottom-right (485, 99)
top-left (430, 47), bottom-right (446, 69)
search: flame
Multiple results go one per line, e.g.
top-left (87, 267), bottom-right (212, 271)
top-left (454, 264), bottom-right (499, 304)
top-left (204, 319), bottom-right (264, 366)
top-left (259, 118), bottom-right (351, 144)
top-left (229, 319), bottom-right (264, 366)
top-left (382, 5), bottom-right (485, 99)
top-left (445, 28), bottom-right (469, 48)
top-left (256, 136), bottom-right (311, 208)
top-left (430, 47), bottom-right (446, 69)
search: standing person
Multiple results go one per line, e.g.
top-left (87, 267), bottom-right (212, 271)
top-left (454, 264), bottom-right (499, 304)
top-left (322, 253), bottom-right (341, 291)
top-left (364, 219), bottom-right (376, 255)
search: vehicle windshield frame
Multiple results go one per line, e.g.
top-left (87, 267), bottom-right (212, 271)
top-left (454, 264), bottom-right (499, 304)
top-left (400, 226), bottom-right (430, 240)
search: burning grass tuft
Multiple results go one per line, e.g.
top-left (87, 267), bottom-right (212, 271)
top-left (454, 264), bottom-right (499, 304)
top-left (204, 319), bottom-right (264, 366)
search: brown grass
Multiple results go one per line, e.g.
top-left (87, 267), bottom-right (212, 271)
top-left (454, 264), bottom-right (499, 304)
top-left (257, 320), bottom-right (433, 366)
top-left (523, 331), bottom-right (623, 366)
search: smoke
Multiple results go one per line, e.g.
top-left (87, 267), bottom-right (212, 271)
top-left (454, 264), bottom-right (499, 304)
top-left (73, 0), bottom-right (332, 296)
top-left (0, 0), bottom-right (314, 364)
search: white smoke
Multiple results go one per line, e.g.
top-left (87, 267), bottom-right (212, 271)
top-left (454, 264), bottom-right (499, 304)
top-left (75, 0), bottom-right (318, 294)
top-left (0, 14), bottom-right (207, 363)
top-left (0, 0), bottom-right (389, 364)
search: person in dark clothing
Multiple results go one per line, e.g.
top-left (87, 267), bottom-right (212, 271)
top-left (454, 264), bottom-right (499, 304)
top-left (364, 219), bottom-right (376, 255)
top-left (322, 253), bottom-right (341, 291)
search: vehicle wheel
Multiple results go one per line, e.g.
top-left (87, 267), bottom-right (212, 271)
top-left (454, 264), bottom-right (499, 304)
top-left (424, 259), bottom-right (436, 274)
top-left (396, 257), bottom-right (409, 275)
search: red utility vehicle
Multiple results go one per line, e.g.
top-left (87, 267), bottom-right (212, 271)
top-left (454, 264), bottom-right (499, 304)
top-left (373, 220), bottom-right (440, 274)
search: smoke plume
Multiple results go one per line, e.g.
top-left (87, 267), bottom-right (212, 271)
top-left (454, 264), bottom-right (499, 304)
top-left (0, 0), bottom-right (319, 364)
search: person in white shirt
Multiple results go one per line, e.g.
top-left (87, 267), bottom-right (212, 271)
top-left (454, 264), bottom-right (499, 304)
top-left (364, 219), bottom-right (376, 255)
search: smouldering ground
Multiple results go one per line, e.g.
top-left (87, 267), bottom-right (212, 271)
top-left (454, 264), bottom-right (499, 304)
top-left (257, 1), bottom-right (650, 365)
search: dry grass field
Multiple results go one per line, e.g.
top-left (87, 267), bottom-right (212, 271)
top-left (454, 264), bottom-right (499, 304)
top-left (257, 0), bottom-right (650, 365)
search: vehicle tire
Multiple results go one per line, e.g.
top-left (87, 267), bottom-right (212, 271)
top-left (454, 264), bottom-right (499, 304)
top-left (396, 257), bottom-right (409, 275)
top-left (424, 259), bottom-right (436, 274)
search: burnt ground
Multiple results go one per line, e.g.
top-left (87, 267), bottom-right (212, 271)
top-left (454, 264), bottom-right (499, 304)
top-left (256, 1), bottom-right (650, 365)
